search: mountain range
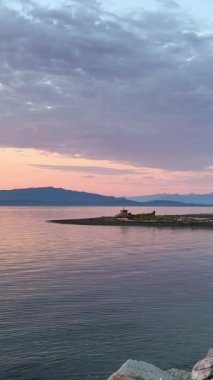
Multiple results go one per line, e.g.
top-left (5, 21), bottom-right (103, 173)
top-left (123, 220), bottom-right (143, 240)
top-left (0, 187), bottom-right (212, 206)
top-left (128, 192), bottom-right (213, 205)
top-left (0, 187), bottom-right (139, 206)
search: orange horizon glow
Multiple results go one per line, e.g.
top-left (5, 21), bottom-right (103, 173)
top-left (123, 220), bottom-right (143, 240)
top-left (0, 147), bottom-right (212, 196)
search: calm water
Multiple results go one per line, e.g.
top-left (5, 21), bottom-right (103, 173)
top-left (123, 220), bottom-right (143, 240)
top-left (0, 206), bottom-right (213, 380)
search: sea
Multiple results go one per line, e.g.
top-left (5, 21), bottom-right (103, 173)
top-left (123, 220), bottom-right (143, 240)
top-left (0, 206), bottom-right (213, 380)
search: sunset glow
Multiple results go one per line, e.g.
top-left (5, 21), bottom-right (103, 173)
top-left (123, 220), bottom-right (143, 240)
top-left (0, 148), bottom-right (212, 196)
top-left (0, 0), bottom-right (212, 196)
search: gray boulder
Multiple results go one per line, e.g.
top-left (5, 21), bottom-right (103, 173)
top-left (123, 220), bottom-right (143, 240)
top-left (107, 359), bottom-right (176, 380)
top-left (168, 368), bottom-right (191, 380)
top-left (207, 349), bottom-right (213, 358)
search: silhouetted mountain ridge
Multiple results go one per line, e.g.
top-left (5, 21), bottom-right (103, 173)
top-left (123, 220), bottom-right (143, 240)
top-left (129, 192), bottom-right (213, 205)
top-left (0, 188), bottom-right (212, 206)
top-left (0, 187), bottom-right (140, 206)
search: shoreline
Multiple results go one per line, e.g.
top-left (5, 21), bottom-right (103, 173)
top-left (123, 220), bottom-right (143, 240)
top-left (107, 349), bottom-right (213, 380)
top-left (49, 213), bottom-right (213, 228)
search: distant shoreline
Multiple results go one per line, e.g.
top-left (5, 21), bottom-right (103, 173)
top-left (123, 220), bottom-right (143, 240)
top-left (49, 214), bottom-right (213, 228)
top-left (0, 187), bottom-right (213, 207)
top-left (1, 203), bottom-right (213, 207)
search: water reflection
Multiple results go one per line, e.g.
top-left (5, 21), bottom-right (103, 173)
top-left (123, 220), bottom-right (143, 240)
top-left (0, 207), bottom-right (213, 379)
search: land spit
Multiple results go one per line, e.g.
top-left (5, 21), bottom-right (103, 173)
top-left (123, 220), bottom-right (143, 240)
top-left (49, 209), bottom-right (213, 228)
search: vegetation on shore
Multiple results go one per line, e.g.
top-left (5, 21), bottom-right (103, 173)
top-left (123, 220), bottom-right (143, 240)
top-left (50, 209), bottom-right (213, 228)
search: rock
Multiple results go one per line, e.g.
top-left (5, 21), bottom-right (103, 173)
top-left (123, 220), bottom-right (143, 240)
top-left (108, 375), bottom-right (135, 380)
top-left (207, 349), bottom-right (213, 359)
top-left (192, 349), bottom-right (213, 380)
top-left (107, 359), bottom-right (175, 380)
top-left (191, 358), bottom-right (213, 380)
top-left (168, 368), bottom-right (191, 380)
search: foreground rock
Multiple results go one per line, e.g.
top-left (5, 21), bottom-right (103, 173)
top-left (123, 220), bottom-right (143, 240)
top-left (168, 368), bottom-right (192, 380)
top-left (192, 349), bottom-right (213, 380)
top-left (107, 349), bottom-right (213, 380)
top-left (107, 359), bottom-right (186, 380)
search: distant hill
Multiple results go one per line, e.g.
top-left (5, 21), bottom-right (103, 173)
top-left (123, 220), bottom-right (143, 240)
top-left (0, 187), bottom-right (141, 206)
top-left (129, 192), bottom-right (213, 205)
top-left (135, 200), bottom-right (213, 207)
top-left (0, 188), bottom-right (212, 207)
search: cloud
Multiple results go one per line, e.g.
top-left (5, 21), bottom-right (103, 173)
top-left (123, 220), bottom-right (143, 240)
top-left (82, 175), bottom-right (96, 178)
top-left (0, 0), bottom-right (212, 170)
top-left (31, 164), bottom-right (136, 175)
top-left (155, 0), bottom-right (180, 9)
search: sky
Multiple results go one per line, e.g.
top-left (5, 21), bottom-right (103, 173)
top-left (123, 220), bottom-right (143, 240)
top-left (0, 0), bottom-right (213, 196)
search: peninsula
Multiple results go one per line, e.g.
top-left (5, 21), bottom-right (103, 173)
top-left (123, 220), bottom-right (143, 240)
top-left (50, 209), bottom-right (213, 228)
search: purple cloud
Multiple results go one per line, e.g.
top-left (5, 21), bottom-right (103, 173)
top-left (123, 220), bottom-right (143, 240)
top-left (30, 164), bottom-right (136, 175)
top-left (0, 0), bottom-right (212, 170)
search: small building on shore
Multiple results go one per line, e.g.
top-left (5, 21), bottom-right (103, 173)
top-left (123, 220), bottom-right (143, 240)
top-left (115, 209), bottom-right (132, 219)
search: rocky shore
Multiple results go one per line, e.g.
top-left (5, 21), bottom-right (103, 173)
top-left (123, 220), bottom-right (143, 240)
top-left (107, 349), bottom-right (213, 380)
top-left (50, 213), bottom-right (213, 228)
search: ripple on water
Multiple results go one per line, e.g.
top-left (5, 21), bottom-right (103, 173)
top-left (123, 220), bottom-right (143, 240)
top-left (0, 206), bottom-right (213, 379)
